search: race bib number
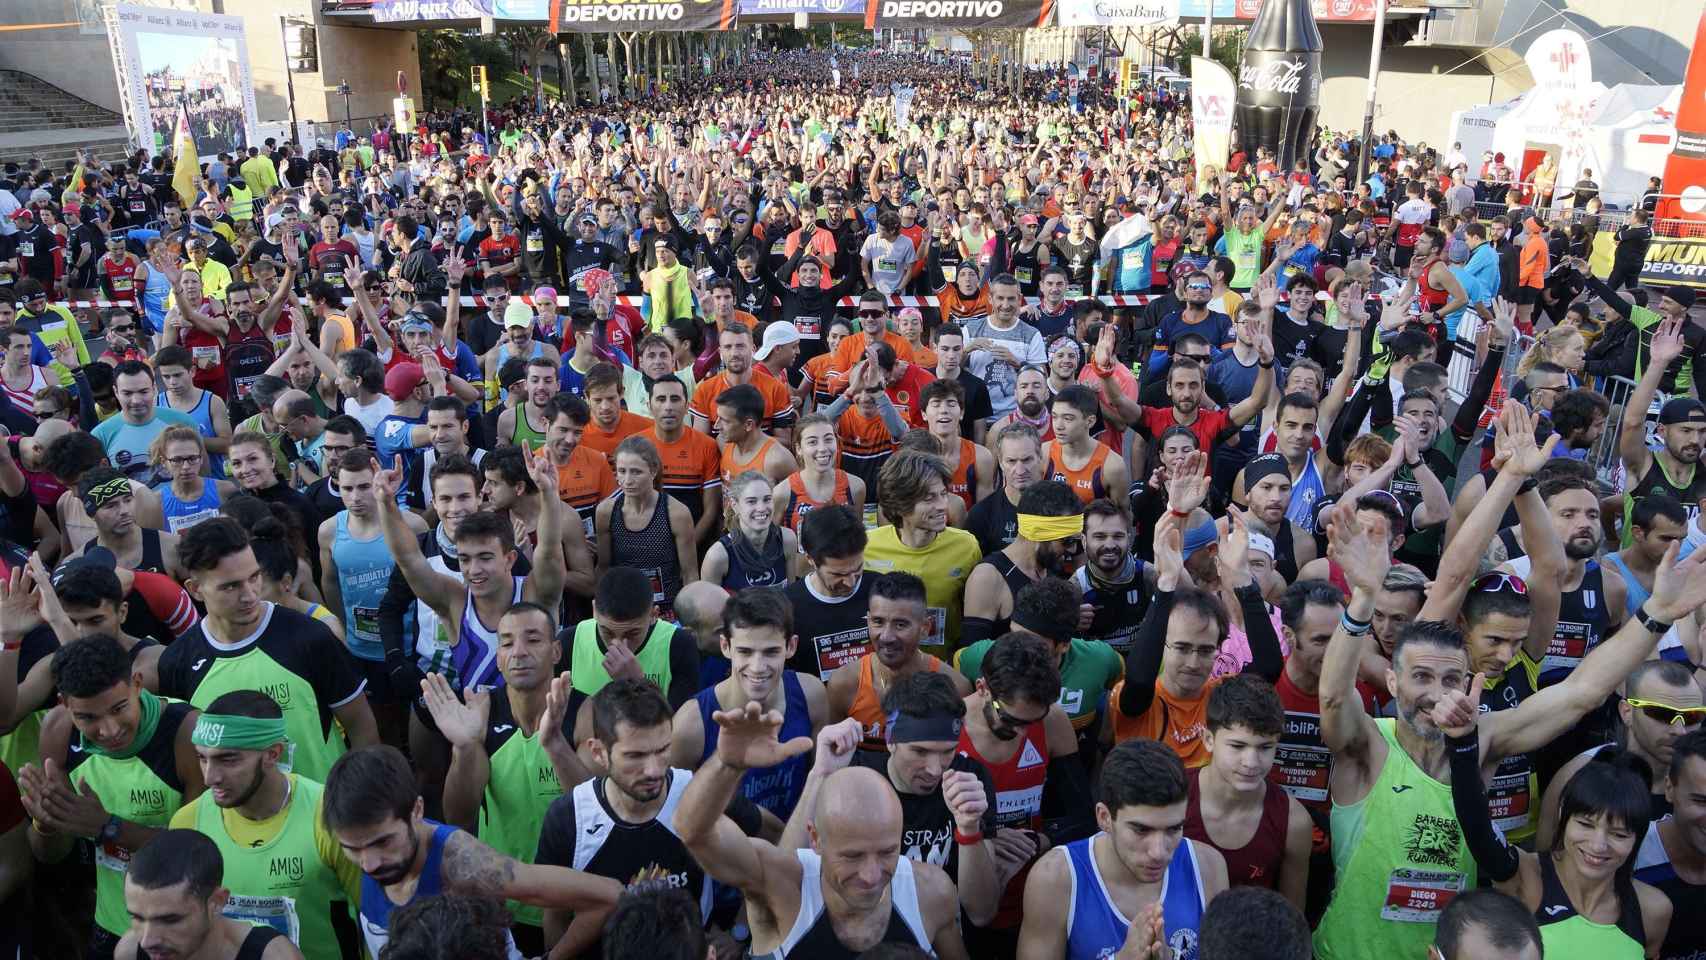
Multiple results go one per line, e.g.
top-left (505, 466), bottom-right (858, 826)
top-left (16, 243), bottom-right (32, 258)
top-left (112, 277), bottom-right (133, 292)
top-left (1014, 266), bottom-right (1033, 284)
top-left (1066, 285), bottom-right (1084, 299)
top-left (925, 606), bottom-right (947, 647)
top-left (771, 239), bottom-right (787, 256)
top-left (1381, 869), bottom-right (1464, 923)
top-left (95, 840), bottom-right (132, 876)
top-left (993, 783), bottom-right (1043, 826)
top-left (1487, 756), bottom-right (1532, 834)
top-left (353, 605), bottom-right (381, 640)
top-left (129, 200), bottom-right (145, 213)
top-left (526, 232), bottom-right (545, 253)
top-left (795, 315), bottom-right (821, 337)
top-left (1540, 620), bottom-right (1595, 677)
top-left (1121, 249), bottom-right (1144, 272)
top-left (642, 568), bottom-right (667, 604)
top-left (813, 629), bottom-right (874, 681)
top-left (876, 257), bottom-right (898, 274)
top-left (192, 345), bottom-right (220, 369)
top-left (224, 894), bottom-right (302, 944)
top-left (1273, 742), bottom-right (1331, 804)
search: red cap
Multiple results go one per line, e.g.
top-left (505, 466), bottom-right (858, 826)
top-left (384, 362), bottom-right (426, 401)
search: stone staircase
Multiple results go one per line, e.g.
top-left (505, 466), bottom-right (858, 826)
top-left (0, 69), bottom-right (130, 167)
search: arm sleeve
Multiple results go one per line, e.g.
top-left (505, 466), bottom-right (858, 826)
top-left (724, 794), bottom-right (766, 837)
top-left (1451, 344), bottom-right (1507, 443)
top-left (1040, 755), bottom-right (1096, 846)
top-left (1236, 585), bottom-right (1283, 682)
top-left (378, 561), bottom-right (425, 700)
top-left (1446, 729), bottom-right (1521, 883)
top-left (666, 633), bottom-right (702, 710)
top-left (1117, 588), bottom-right (1173, 717)
top-left (1581, 272), bottom-right (1635, 320)
top-left (1328, 379), bottom-right (1380, 466)
top-left (960, 617), bottom-right (996, 648)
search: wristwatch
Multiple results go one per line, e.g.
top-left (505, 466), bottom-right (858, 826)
top-left (1635, 604), bottom-right (1673, 635)
top-left (97, 814), bottom-right (122, 846)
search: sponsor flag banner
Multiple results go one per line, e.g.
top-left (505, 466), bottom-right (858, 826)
top-left (495, 0), bottom-right (736, 31)
top-left (171, 105), bottom-right (198, 208)
top-left (1641, 236), bottom-right (1706, 290)
top-left (864, 0), bottom-right (1050, 30)
top-left (1058, 0), bottom-right (1178, 26)
top-left (737, 0), bottom-right (863, 12)
top-left (892, 84), bottom-right (915, 126)
top-left (1190, 55), bottom-right (1235, 190)
top-left (374, 0), bottom-right (494, 20)
top-left (1657, 11), bottom-right (1706, 227)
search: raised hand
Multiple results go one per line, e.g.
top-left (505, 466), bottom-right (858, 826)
top-left (1647, 542), bottom-right (1706, 623)
top-left (1327, 498), bottom-right (1390, 597)
top-left (1220, 505), bottom-right (1252, 583)
top-left (1164, 451), bottom-right (1209, 514)
top-left (1491, 297), bottom-right (1517, 345)
top-left (420, 673), bottom-right (490, 748)
top-left (1151, 512), bottom-right (1185, 590)
top-left (1254, 271), bottom-right (1281, 312)
top-left (526, 446), bottom-right (559, 501)
top-left (1342, 283), bottom-right (1369, 326)
top-left (811, 717), bottom-right (863, 776)
top-left (1498, 401), bottom-right (1559, 476)
top-left (539, 673), bottom-right (573, 752)
top-left (710, 700), bottom-right (814, 772)
top-left (1094, 323), bottom-right (1118, 369)
top-left (0, 564), bottom-right (41, 640)
top-left (1651, 316), bottom-right (1686, 368)
top-left (373, 455), bottom-right (405, 498)
top-left (1430, 673), bottom-right (1484, 739)
top-left (445, 255), bottom-right (467, 286)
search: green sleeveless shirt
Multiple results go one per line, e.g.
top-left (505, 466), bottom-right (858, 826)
top-left (478, 696), bottom-right (563, 928)
top-left (511, 406), bottom-right (548, 450)
top-left (180, 646), bottom-right (347, 783)
top-left (185, 774), bottom-right (351, 960)
top-left (1314, 718), bottom-right (1477, 960)
top-left (569, 619), bottom-right (678, 697)
top-left (67, 701), bottom-right (193, 936)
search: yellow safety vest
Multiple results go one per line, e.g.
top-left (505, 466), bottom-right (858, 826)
top-left (227, 184), bottom-right (255, 223)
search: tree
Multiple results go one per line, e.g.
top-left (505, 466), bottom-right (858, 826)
top-left (418, 29), bottom-right (470, 113)
top-left (504, 24), bottom-right (554, 109)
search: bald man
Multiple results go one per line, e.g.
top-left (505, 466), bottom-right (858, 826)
top-left (674, 702), bottom-right (968, 960)
top-left (675, 580), bottom-right (733, 687)
top-left (272, 387), bottom-right (332, 486)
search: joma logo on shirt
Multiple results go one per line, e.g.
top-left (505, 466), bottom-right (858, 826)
top-left (269, 856), bottom-right (306, 882)
top-left (259, 682), bottom-right (294, 708)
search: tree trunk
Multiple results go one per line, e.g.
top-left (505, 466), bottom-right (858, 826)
top-left (612, 33), bottom-right (627, 98)
top-left (559, 40), bottom-right (573, 105)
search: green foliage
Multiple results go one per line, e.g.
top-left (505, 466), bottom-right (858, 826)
top-left (1177, 30), bottom-right (1243, 75)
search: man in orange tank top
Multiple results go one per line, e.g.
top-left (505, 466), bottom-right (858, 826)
top-left (716, 382), bottom-right (798, 487)
top-left (923, 379), bottom-right (994, 513)
top-left (827, 571), bottom-right (971, 753)
top-left (1043, 384), bottom-right (1129, 506)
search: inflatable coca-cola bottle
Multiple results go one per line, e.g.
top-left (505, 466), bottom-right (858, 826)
top-left (1234, 0), bottom-right (1323, 172)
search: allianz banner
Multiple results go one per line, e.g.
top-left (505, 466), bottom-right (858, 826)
top-left (494, 0), bottom-right (737, 31)
top-left (738, 0), bottom-right (864, 12)
top-left (863, 0), bottom-right (1051, 30)
top-left (1640, 236), bottom-right (1706, 290)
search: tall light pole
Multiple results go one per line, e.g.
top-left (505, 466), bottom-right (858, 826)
top-left (338, 79), bottom-right (353, 132)
top-left (1355, 0), bottom-right (1389, 186)
top-left (278, 17), bottom-right (300, 147)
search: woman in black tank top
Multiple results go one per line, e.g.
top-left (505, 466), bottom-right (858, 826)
top-left (601, 437), bottom-right (697, 620)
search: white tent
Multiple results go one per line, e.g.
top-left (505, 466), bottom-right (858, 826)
top-left (1575, 83), bottom-right (1680, 207)
top-left (1449, 82), bottom-right (1680, 208)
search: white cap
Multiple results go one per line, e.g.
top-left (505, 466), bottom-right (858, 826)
top-left (755, 321), bottom-right (801, 361)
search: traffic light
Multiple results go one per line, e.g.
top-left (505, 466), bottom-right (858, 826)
top-left (472, 64), bottom-right (487, 94)
top-left (285, 23), bottom-right (318, 73)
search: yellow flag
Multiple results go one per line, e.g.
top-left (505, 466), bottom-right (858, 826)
top-left (171, 105), bottom-right (198, 209)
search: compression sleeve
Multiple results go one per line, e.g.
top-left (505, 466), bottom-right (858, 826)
top-left (1117, 588), bottom-right (1173, 717)
top-left (1236, 584), bottom-right (1284, 682)
top-left (1040, 755), bottom-right (1096, 846)
top-left (1445, 728), bottom-right (1521, 883)
top-left (1452, 343), bottom-right (1506, 443)
top-left (961, 616), bottom-right (996, 648)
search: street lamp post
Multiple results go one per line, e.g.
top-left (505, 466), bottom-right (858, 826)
top-left (338, 80), bottom-right (353, 133)
top-left (278, 17), bottom-right (300, 147)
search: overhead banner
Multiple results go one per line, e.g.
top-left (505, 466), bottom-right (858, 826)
top-left (737, 0), bottom-right (863, 13)
top-left (1191, 55), bottom-right (1235, 188)
top-left (1176, 0), bottom-right (1377, 20)
top-left (1641, 236), bottom-right (1706, 290)
top-left (374, 0), bottom-right (493, 19)
top-left (498, 0), bottom-right (736, 31)
top-left (863, 0), bottom-right (1051, 30)
top-left (1058, 0), bottom-right (1178, 26)
top-left (1656, 11), bottom-right (1706, 227)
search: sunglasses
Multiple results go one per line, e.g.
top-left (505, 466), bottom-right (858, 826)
top-left (858, 310), bottom-right (886, 319)
top-left (1625, 698), bottom-right (1706, 728)
top-left (109, 324), bottom-right (136, 334)
top-left (1185, 283), bottom-right (1212, 292)
top-left (990, 697), bottom-right (1048, 729)
top-left (1473, 572), bottom-right (1528, 595)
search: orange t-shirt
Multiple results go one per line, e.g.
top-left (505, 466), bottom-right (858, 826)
top-left (831, 330), bottom-right (916, 375)
top-left (554, 445), bottom-right (616, 534)
top-left (1109, 676), bottom-right (1226, 768)
top-left (580, 410), bottom-right (652, 465)
top-left (803, 353), bottom-right (844, 408)
top-left (937, 286), bottom-right (991, 327)
top-left (691, 367), bottom-right (796, 440)
top-left (642, 425), bottom-right (722, 517)
top-left (836, 405), bottom-right (898, 480)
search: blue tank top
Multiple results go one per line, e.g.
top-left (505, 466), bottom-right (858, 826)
top-left (1064, 833), bottom-right (1206, 960)
top-left (1285, 456), bottom-right (1326, 534)
top-left (158, 388), bottom-right (224, 476)
top-left (696, 672), bottom-right (812, 819)
top-left (358, 821), bottom-right (521, 959)
top-left (719, 529), bottom-right (790, 590)
top-left (333, 511), bottom-right (394, 661)
top-left (142, 265), bottom-right (173, 333)
top-left (155, 476), bottom-right (222, 533)
top-left (1602, 553), bottom-right (1689, 663)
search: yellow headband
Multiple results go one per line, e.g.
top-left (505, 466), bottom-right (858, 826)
top-left (1017, 513), bottom-right (1084, 543)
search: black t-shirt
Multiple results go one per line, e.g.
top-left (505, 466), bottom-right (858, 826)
top-left (849, 750), bottom-right (997, 882)
top-left (955, 369), bottom-right (994, 439)
top-left (1271, 309), bottom-right (1325, 370)
top-left (966, 490), bottom-right (1020, 557)
top-left (782, 575), bottom-right (873, 683)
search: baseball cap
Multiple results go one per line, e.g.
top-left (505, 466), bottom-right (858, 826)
top-left (503, 300), bottom-right (535, 329)
top-left (384, 362), bottom-right (426, 402)
top-left (1659, 397), bottom-right (1706, 425)
top-left (54, 546), bottom-right (118, 586)
top-left (755, 321), bottom-right (801, 361)
top-left (578, 212), bottom-right (597, 225)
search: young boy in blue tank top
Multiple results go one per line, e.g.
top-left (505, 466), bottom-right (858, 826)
top-left (1017, 739), bottom-right (1229, 960)
top-left (669, 588), bottom-right (828, 823)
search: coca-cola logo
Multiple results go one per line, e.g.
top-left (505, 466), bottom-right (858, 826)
top-left (1239, 58), bottom-right (1309, 95)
